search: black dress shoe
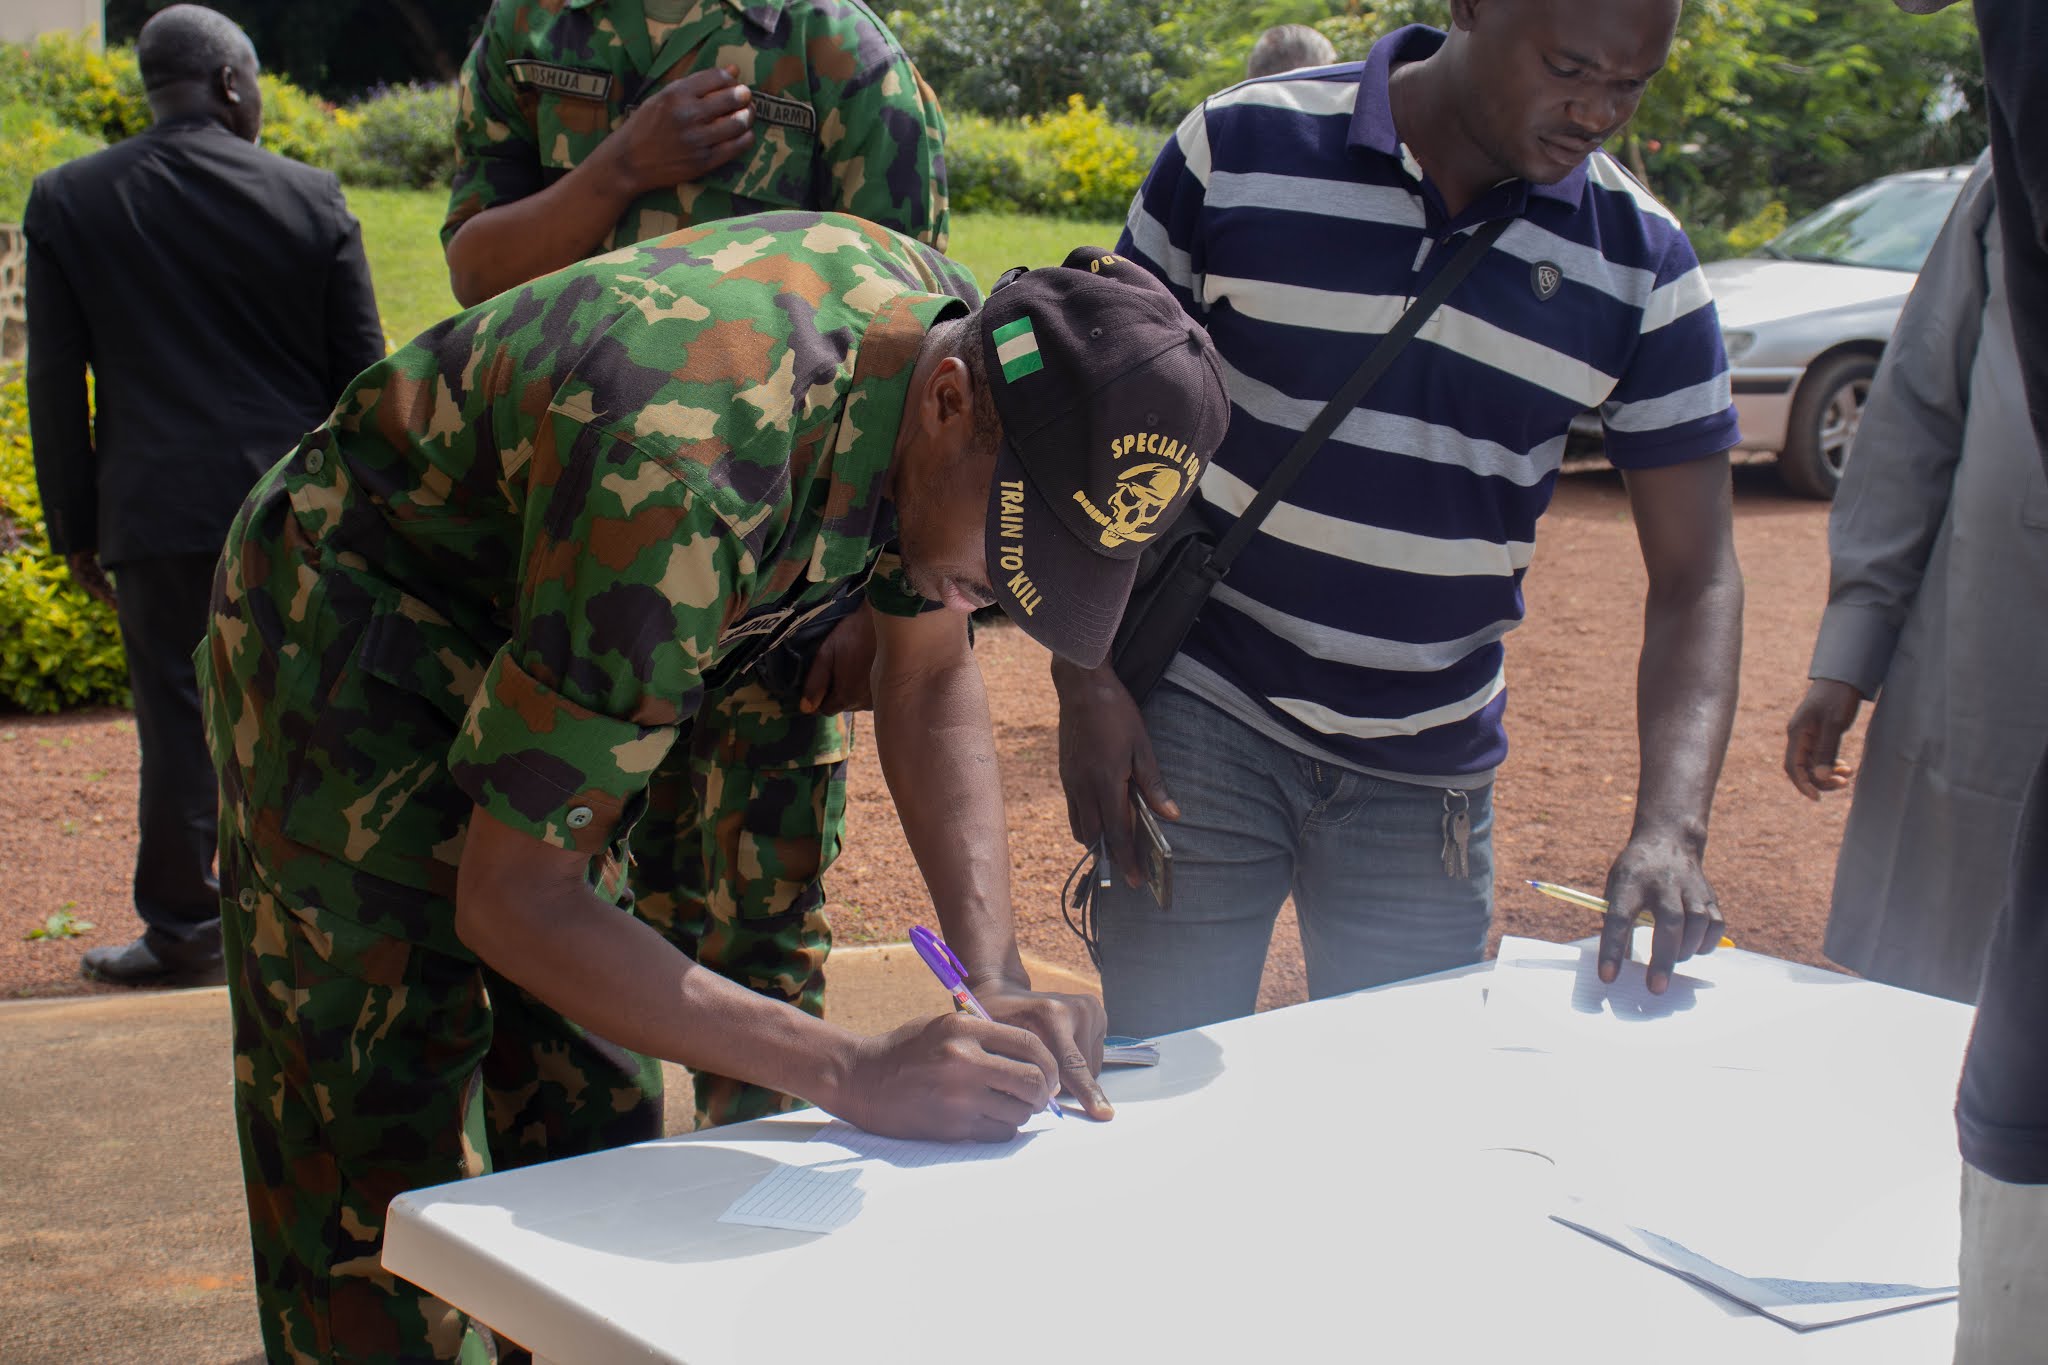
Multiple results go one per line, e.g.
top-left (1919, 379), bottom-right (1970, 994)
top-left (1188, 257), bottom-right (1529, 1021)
top-left (80, 935), bottom-right (227, 988)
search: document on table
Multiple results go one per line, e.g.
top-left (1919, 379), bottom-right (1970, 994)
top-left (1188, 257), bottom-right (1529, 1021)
top-left (1484, 936), bottom-right (1963, 1327)
top-left (1552, 1183), bottom-right (1960, 1330)
top-left (718, 1110), bottom-right (1069, 1234)
top-left (1543, 1077), bottom-right (1964, 1333)
top-left (1489, 935), bottom-right (1713, 1026)
top-left (1484, 936), bottom-right (1823, 1070)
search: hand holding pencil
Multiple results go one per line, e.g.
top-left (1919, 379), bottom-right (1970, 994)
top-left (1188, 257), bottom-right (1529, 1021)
top-left (1528, 861), bottom-right (1729, 995)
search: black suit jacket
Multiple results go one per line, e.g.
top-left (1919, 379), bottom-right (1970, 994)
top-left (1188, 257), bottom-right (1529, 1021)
top-left (24, 118), bottom-right (386, 567)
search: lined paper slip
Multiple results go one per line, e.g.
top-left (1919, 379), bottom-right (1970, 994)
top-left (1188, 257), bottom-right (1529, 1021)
top-left (721, 1160), bottom-right (865, 1234)
top-left (719, 1109), bottom-right (1071, 1234)
top-left (815, 1119), bottom-right (1051, 1168)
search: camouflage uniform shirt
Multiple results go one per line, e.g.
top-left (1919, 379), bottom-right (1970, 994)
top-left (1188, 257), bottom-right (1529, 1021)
top-left (444, 0), bottom-right (950, 255)
top-left (204, 213), bottom-right (979, 959)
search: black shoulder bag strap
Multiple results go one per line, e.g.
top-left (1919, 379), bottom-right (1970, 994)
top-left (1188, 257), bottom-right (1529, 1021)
top-left (1107, 215), bottom-right (1512, 707)
top-left (1205, 214), bottom-right (1512, 577)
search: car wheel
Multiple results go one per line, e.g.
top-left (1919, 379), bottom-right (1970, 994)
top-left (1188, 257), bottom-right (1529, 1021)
top-left (1778, 353), bottom-right (1877, 500)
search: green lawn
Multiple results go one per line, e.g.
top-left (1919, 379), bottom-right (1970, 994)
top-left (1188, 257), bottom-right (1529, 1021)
top-left (345, 187), bottom-right (460, 346)
top-left (945, 211), bottom-right (1129, 288)
top-left (343, 185), bottom-right (1124, 345)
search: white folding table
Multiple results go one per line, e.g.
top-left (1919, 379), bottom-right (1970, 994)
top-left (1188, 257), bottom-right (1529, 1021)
top-left (384, 947), bottom-right (1973, 1364)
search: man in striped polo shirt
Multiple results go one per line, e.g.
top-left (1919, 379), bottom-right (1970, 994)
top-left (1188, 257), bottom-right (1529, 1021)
top-left (1057, 0), bottom-right (1743, 1038)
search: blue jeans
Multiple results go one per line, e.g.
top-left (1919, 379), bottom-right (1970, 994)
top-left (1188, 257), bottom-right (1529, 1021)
top-left (1096, 684), bottom-right (1494, 1038)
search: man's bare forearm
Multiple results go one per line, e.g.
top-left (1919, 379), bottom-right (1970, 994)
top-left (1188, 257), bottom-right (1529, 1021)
top-left (444, 153), bottom-right (639, 306)
top-left (1632, 569), bottom-right (1743, 848)
top-left (456, 838), bottom-right (856, 1109)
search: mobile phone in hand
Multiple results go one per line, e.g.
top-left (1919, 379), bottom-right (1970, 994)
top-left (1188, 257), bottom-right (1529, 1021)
top-left (1131, 791), bottom-right (1173, 911)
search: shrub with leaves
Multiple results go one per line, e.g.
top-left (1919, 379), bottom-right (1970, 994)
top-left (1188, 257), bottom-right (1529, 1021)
top-left (333, 83), bottom-right (459, 190)
top-left (946, 100), bottom-right (1152, 219)
top-left (0, 30), bottom-right (149, 144)
top-left (257, 71), bottom-right (344, 171)
top-left (944, 114), bottom-right (1059, 215)
top-left (0, 369), bottom-right (129, 714)
top-left (1030, 95), bottom-right (1148, 219)
top-left (0, 34), bottom-right (357, 180)
top-left (0, 101), bottom-right (105, 221)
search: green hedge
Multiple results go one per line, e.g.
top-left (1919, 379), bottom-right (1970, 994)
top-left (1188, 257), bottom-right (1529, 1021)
top-left (949, 97), bottom-right (1158, 221)
top-left (0, 43), bottom-right (1148, 713)
top-left (0, 30), bottom-right (149, 144)
top-left (0, 101), bottom-right (104, 221)
top-left (0, 370), bottom-right (129, 714)
top-left (5, 32), bottom-right (1150, 218)
top-left (0, 33), bottom-right (455, 193)
top-left (333, 83), bottom-right (460, 191)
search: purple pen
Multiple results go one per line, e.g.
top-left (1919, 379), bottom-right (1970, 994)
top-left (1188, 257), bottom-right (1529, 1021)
top-left (909, 925), bottom-right (1065, 1119)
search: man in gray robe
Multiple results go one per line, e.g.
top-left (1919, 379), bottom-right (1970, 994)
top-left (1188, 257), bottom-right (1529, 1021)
top-left (1783, 153), bottom-right (2048, 1004)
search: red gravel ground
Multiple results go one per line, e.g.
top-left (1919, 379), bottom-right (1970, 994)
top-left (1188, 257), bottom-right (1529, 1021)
top-left (0, 461), bottom-right (1852, 1005)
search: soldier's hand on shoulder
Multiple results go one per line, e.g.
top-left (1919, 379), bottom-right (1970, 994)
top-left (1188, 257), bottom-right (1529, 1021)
top-left (605, 65), bottom-right (754, 194)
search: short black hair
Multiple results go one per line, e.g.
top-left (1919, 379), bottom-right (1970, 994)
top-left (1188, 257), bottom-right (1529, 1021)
top-left (136, 4), bottom-right (256, 92)
top-left (958, 316), bottom-right (1001, 435)
top-left (944, 312), bottom-right (1004, 462)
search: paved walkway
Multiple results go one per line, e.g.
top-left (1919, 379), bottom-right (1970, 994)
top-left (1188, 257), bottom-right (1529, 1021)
top-left (0, 946), bottom-right (1098, 1364)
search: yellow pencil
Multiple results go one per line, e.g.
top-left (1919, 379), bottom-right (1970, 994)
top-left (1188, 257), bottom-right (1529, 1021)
top-left (1526, 879), bottom-right (1735, 948)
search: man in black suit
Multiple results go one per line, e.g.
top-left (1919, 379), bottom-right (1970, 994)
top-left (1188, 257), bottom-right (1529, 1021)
top-left (25, 4), bottom-right (386, 986)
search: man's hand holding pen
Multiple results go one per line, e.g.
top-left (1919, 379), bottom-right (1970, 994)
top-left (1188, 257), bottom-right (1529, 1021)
top-left (1598, 832), bottom-right (1727, 994)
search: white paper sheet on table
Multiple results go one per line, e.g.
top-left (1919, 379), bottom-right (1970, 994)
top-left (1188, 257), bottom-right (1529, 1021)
top-left (1484, 936), bottom-right (1963, 1329)
top-left (717, 1110), bottom-right (1072, 1233)
top-left (1484, 936), bottom-right (1823, 1070)
top-left (1547, 1084), bottom-right (1964, 1327)
top-left (1552, 1191), bottom-right (1959, 1330)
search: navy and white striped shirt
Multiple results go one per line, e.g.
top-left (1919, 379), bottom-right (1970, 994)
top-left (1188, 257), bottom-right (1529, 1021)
top-left (1121, 24), bottom-right (1740, 785)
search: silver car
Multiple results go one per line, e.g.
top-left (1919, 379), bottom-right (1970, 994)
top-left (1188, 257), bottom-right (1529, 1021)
top-left (1576, 163), bottom-right (1974, 498)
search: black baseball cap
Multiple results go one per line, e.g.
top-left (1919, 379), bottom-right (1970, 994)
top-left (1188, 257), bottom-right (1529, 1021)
top-left (980, 246), bottom-right (1229, 667)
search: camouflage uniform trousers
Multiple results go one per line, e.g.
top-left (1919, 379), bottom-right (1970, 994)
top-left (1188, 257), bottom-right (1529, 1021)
top-left (219, 679), bottom-right (845, 1363)
top-left (631, 670), bottom-right (847, 1129)
top-left (220, 797), bottom-right (655, 1365)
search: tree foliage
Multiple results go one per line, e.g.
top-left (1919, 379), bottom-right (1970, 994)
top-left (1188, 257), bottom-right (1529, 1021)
top-left (104, 0), bottom-right (483, 100)
top-left (885, 0), bottom-right (1183, 123)
top-left (897, 0), bottom-right (1982, 243)
top-left (1631, 0), bottom-right (1984, 244)
top-left (92, 0), bottom-right (1982, 249)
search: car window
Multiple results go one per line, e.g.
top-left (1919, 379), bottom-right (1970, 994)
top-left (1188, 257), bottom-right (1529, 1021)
top-left (1764, 175), bottom-right (1966, 272)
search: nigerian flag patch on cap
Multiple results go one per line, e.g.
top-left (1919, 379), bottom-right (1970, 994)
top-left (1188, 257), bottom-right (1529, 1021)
top-left (993, 316), bottom-right (1043, 381)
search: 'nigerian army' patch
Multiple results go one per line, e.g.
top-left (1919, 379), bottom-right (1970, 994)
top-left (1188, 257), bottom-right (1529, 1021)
top-left (506, 60), bottom-right (611, 101)
top-left (749, 91), bottom-right (817, 135)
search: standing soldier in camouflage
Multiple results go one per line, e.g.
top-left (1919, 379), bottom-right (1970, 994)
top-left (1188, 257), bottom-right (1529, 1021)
top-left (438, 0), bottom-right (952, 1131)
top-left (202, 214), bottom-right (1229, 1364)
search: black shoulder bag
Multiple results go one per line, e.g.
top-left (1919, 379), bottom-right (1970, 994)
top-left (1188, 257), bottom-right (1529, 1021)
top-left (1109, 216), bottom-right (1511, 702)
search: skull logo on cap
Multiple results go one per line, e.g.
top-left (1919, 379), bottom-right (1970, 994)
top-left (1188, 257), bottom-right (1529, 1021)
top-left (1102, 462), bottom-right (1185, 548)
